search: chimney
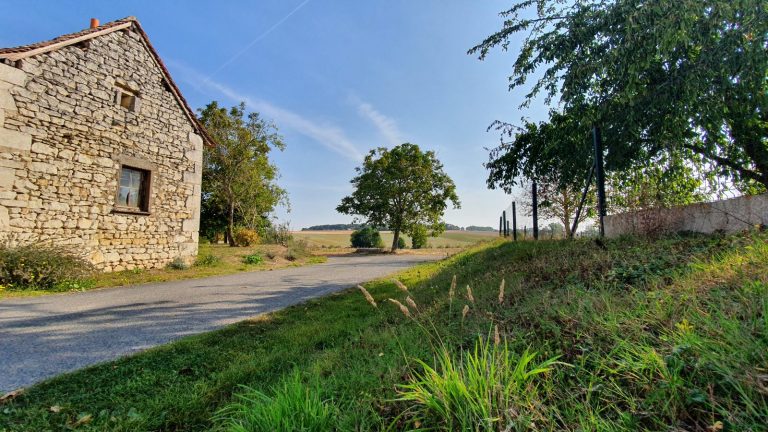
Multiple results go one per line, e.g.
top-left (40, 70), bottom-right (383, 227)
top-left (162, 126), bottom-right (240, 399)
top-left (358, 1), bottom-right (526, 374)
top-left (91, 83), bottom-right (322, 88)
top-left (90, 18), bottom-right (100, 29)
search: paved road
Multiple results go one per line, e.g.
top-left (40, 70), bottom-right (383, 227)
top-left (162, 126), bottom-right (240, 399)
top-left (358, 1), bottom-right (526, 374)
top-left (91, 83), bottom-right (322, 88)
top-left (0, 254), bottom-right (440, 392)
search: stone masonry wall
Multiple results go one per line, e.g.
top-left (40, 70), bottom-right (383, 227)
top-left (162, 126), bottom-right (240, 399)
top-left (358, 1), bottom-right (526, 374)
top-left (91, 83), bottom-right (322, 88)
top-left (0, 27), bottom-right (202, 271)
top-left (604, 193), bottom-right (768, 238)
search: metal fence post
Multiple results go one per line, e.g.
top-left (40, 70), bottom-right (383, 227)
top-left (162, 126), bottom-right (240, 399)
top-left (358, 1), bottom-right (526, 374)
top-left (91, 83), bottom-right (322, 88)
top-left (512, 201), bottom-right (517, 241)
top-left (499, 215), bottom-right (503, 237)
top-left (593, 126), bottom-right (607, 237)
top-left (532, 181), bottom-right (539, 240)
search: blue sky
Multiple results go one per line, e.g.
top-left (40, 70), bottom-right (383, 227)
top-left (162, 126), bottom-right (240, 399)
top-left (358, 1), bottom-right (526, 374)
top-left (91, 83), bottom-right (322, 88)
top-left (0, 1), bottom-right (547, 229)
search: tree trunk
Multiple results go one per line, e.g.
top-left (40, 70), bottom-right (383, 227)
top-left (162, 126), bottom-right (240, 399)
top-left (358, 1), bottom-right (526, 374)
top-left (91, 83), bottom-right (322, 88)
top-left (391, 228), bottom-right (400, 252)
top-left (227, 201), bottom-right (236, 247)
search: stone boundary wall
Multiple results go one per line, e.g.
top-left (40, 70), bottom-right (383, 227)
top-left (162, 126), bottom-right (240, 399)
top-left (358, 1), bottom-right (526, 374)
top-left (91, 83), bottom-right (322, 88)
top-left (0, 27), bottom-right (201, 271)
top-left (604, 193), bottom-right (768, 238)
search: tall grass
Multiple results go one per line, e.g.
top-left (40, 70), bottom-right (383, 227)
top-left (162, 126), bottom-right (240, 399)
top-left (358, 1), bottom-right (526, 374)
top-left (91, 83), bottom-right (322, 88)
top-left (215, 372), bottom-right (339, 432)
top-left (398, 336), bottom-right (559, 431)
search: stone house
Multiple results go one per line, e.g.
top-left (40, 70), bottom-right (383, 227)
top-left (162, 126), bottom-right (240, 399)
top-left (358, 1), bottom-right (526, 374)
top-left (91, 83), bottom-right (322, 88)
top-left (0, 17), bottom-right (214, 271)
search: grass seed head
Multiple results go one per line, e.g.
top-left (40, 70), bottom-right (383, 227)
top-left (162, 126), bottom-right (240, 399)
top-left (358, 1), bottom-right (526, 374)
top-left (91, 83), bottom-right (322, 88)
top-left (462, 304), bottom-right (470, 320)
top-left (405, 296), bottom-right (418, 311)
top-left (357, 285), bottom-right (377, 308)
top-left (449, 274), bottom-right (456, 300)
top-left (494, 324), bottom-right (501, 346)
top-left (388, 298), bottom-right (411, 317)
top-left (466, 285), bottom-right (475, 304)
top-left (498, 278), bottom-right (505, 305)
top-left (393, 279), bottom-right (409, 292)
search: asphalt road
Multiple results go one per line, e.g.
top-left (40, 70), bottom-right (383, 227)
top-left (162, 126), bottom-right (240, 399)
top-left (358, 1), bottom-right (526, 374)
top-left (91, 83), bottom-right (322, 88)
top-left (0, 254), bottom-right (440, 392)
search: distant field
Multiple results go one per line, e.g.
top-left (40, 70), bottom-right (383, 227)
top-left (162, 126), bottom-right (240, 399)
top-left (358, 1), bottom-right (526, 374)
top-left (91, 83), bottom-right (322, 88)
top-left (293, 230), bottom-right (498, 249)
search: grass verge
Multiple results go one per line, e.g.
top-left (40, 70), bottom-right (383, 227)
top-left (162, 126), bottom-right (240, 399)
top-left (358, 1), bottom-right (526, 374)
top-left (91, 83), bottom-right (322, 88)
top-left (0, 231), bottom-right (766, 430)
top-left (0, 243), bottom-right (327, 300)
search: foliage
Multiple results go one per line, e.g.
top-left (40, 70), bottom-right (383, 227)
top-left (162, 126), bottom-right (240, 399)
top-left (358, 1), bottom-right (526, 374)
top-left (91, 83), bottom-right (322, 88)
top-left (517, 175), bottom-right (595, 237)
top-left (198, 102), bottom-right (288, 245)
top-left (194, 254), bottom-right (222, 267)
top-left (285, 239), bottom-right (311, 261)
top-left (257, 222), bottom-right (293, 246)
top-left (301, 224), bottom-right (365, 231)
top-left (215, 372), bottom-right (339, 432)
top-left (232, 227), bottom-right (260, 247)
top-left (472, 0), bottom-right (768, 190)
top-left (399, 338), bottom-right (558, 430)
top-left (242, 253), bottom-right (263, 265)
top-left (350, 226), bottom-right (384, 248)
top-left (166, 257), bottom-right (190, 270)
top-left (0, 243), bottom-right (94, 291)
top-left (396, 237), bottom-right (407, 250)
top-left (607, 151), bottom-right (711, 212)
top-left (337, 143), bottom-right (461, 251)
top-left (465, 226), bottom-right (496, 232)
top-left (411, 225), bottom-right (428, 249)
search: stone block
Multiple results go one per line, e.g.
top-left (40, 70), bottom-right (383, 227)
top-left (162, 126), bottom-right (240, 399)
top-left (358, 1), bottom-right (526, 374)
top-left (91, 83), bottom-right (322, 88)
top-left (0, 63), bottom-right (27, 86)
top-left (0, 128), bottom-right (31, 151)
top-left (0, 166), bottom-right (15, 190)
top-left (0, 89), bottom-right (17, 111)
top-left (0, 206), bottom-right (8, 230)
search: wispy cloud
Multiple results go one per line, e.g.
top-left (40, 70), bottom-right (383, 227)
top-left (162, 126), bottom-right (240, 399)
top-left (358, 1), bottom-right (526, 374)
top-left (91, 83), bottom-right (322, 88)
top-left (170, 60), bottom-right (364, 162)
top-left (350, 96), bottom-right (403, 147)
top-left (205, 0), bottom-right (312, 80)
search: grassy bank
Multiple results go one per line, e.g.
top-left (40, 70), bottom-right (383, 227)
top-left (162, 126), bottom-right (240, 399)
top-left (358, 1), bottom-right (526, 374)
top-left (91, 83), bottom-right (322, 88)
top-left (1, 231), bottom-right (766, 431)
top-left (0, 243), bottom-right (326, 300)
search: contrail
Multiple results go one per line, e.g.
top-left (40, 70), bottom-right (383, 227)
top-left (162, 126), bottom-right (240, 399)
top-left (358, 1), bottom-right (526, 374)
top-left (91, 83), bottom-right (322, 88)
top-left (204, 0), bottom-right (311, 81)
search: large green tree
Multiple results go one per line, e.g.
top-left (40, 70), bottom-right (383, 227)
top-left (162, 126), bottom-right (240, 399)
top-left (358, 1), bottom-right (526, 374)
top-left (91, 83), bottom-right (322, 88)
top-left (471, 0), bottom-right (768, 190)
top-left (337, 144), bottom-right (460, 251)
top-left (198, 102), bottom-right (287, 245)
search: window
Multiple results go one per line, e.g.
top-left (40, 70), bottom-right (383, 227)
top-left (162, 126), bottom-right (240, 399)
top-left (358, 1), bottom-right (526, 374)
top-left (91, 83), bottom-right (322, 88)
top-left (115, 166), bottom-right (150, 213)
top-left (119, 92), bottom-right (136, 110)
top-left (114, 83), bottom-right (141, 113)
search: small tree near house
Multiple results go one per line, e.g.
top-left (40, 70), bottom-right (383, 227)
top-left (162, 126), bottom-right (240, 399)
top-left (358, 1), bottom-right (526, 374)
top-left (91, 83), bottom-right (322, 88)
top-left (337, 144), bottom-right (460, 252)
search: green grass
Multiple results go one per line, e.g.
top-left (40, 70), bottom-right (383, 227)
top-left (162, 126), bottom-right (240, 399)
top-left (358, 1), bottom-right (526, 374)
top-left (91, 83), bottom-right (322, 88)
top-left (1, 231), bottom-right (766, 431)
top-left (0, 244), bottom-right (327, 300)
top-left (294, 229), bottom-right (497, 249)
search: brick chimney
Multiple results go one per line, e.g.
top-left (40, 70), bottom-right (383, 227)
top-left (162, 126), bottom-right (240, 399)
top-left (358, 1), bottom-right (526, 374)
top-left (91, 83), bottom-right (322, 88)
top-left (90, 18), bottom-right (100, 29)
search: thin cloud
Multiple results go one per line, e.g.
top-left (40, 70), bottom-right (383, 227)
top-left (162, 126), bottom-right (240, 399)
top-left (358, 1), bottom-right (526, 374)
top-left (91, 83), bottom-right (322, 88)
top-left (351, 96), bottom-right (404, 147)
top-left (170, 60), bottom-right (364, 162)
top-left (205, 0), bottom-right (311, 80)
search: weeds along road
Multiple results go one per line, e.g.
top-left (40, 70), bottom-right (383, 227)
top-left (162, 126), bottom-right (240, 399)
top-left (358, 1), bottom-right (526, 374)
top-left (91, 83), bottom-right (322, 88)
top-left (0, 253), bottom-right (440, 392)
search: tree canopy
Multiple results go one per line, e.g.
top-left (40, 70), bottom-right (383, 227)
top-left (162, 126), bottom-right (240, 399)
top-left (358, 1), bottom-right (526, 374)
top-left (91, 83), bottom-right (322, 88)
top-left (471, 0), bottom-right (768, 190)
top-left (337, 143), bottom-right (460, 251)
top-left (198, 102), bottom-right (287, 244)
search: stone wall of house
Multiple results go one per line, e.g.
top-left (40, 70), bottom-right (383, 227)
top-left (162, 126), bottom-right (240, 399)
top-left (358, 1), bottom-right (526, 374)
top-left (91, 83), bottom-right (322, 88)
top-left (0, 27), bottom-right (202, 271)
top-left (604, 193), bottom-right (768, 238)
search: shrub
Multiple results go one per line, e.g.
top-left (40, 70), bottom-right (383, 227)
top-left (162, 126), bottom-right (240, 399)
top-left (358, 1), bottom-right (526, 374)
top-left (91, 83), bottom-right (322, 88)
top-left (411, 225), bottom-right (428, 249)
top-left (166, 257), bottom-right (190, 270)
top-left (397, 236), bottom-right (407, 249)
top-left (243, 253), bottom-right (263, 265)
top-left (350, 226), bottom-right (383, 248)
top-left (258, 222), bottom-right (293, 246)
top-left (194, 254), bottom-right (221, 267)
top-left (285, 239), bottom-right (311, 261)
top-left (265, 250), bottom-right (277, 260)
top-left (215, 372), bottom-right (339, 431)
top-left (232, 227), bottom-right (260, 247)
top-left (0, 243), bottom-right (94, 291)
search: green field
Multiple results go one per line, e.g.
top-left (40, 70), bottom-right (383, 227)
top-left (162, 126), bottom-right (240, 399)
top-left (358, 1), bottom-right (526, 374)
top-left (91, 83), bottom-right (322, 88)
top-left (293, 229), bottom-right (498, 249)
